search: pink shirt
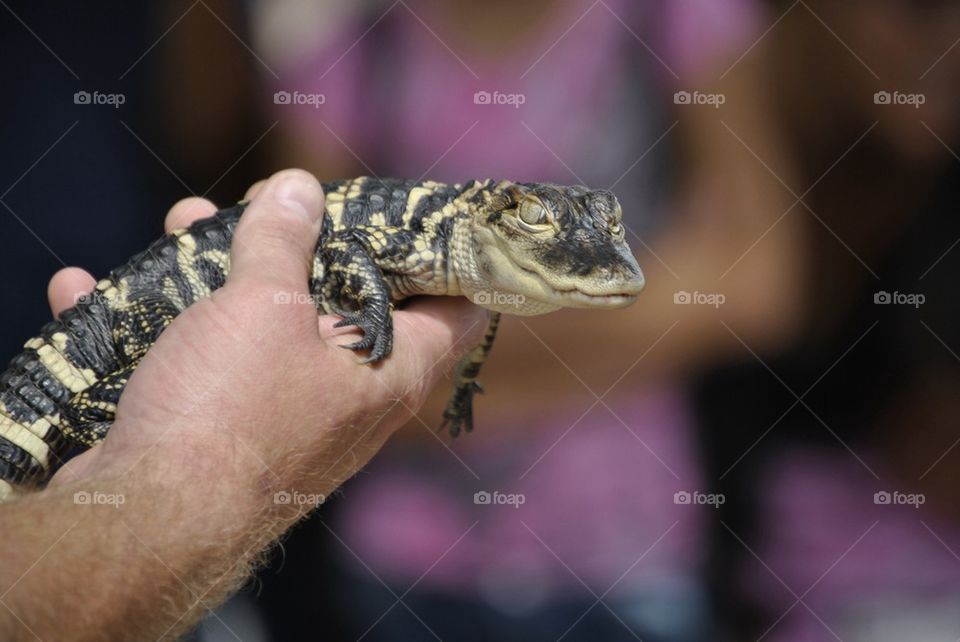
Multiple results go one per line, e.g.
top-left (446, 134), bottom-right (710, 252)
top-left (340, 389), bottom-right (708, 598)
top-left (257, 0), bottom-right (763, 602)
top-left (743, 447), bottom-right (960, 640)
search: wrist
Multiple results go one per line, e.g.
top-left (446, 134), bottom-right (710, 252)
top-left (51, 427), bottom-right (276, 522)
top-left (49, 418), bottom-right (356, 527)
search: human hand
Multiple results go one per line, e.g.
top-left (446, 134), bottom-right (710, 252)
top-left (0, 169), bottom-right (486, 641)
top-left (46, 169), bottom-right (486, 504)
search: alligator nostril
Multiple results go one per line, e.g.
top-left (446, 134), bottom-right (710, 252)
top-left (622, 269), bottom-right (646, 294)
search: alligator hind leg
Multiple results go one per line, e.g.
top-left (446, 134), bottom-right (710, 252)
top-left (60, 295), bottom-right (180, 447)
top-left (320, 240), bottom-right (393, 364)
top-left (441, 312), bottom-right (500, 437)
top-left (60, 361), bottom-right (137, 447)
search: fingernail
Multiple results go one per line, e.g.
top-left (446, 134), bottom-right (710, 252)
top-left (274, 173), bottom-right (321, 223)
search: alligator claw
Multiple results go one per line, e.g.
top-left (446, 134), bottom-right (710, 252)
top-left (439, 381), bottom-right (483, 437)
top-left (335, 309), bottom-right (393, 363)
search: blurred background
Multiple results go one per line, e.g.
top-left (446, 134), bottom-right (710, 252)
top-left (2, 0), bottom-right (960, 640)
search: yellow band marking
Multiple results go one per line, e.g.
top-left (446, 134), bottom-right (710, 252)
top-left (0, 418), bottom-right (49, 468)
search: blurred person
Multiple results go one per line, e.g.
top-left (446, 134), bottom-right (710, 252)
top-left (15, 2), bottom-right (959, 641)
top-left (5, 3), bottom-right (959, 642)
top-left (685, 0), bottom-right (960, 639)
top-left (246, 1), bottom-right (808, 640)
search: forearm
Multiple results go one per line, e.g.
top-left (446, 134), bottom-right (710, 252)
top-left (0, 436), bottom-right (287, 642)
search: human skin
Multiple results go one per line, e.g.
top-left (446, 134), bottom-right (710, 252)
top-left (0, 169), bottom-right (486, 641)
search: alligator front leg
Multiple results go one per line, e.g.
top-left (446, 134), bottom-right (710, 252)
top-left (441, 312), bottom-right (500, 437)
top-left (319, 240), bottom-right (393, 364)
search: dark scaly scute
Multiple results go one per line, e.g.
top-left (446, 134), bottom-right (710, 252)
top-left (343, 198), bottom-right (367, 228)
top-left (8, 372), bottom-right (57, 422)
top-left (340, 177), bottom-right (421, 228)
top-left (194, 257), bottom-right (227, 291)
top-left (188, 208), bottom-right (242, 294)
top-left (142, 236), bottom-right (193, 299)
top-left (0, 426), bottom-right (50, 478)
top-left (386, 184), bottom-right (413, 227)
top-left (0, 457), bottom-right (35, 485)
top-left (433, 215), bottom-right (457, 276)
top-left (322, 178), bottom-right (350, 192)
top-left (409, 183), bottom-right (461, 233)
top-left (58, 302), bottom-right (117, 377)
top-left (0, 434), bottom-right (36, 472)
top-left (0, 351), bottom-right (70, 412)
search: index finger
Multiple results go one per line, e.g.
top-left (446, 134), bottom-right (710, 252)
top-left (164, 197), bottom-right (219, 233)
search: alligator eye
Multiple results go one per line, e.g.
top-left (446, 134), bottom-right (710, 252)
top-left (518, 201), bottom-right (548, 228)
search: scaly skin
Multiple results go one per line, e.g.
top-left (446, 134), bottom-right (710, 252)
top-left (0, 177), bottom-right (645, 499)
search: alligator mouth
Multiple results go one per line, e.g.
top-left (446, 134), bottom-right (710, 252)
top-left (513, 263), bottom-right (643, 309)
top-left (557, 289), bottom-right (639, 308)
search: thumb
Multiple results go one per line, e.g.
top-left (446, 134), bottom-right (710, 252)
top-left (228, 169), bottom-right (324, 290)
